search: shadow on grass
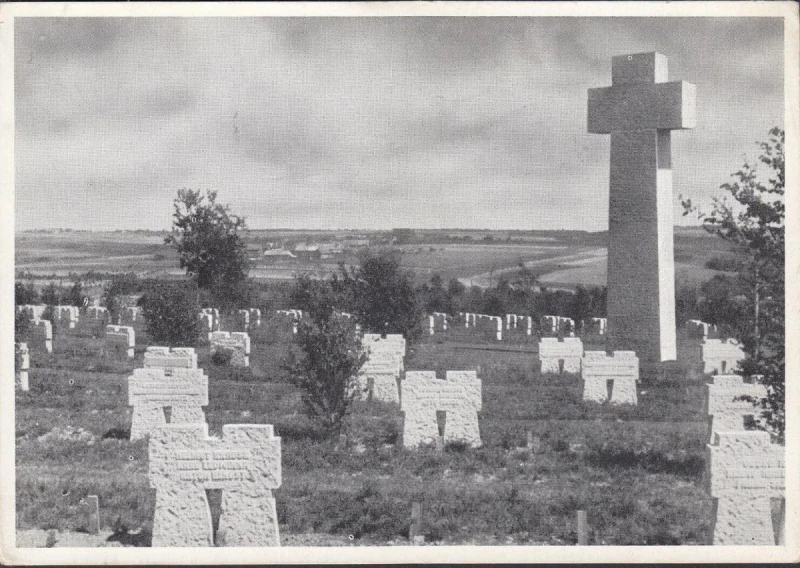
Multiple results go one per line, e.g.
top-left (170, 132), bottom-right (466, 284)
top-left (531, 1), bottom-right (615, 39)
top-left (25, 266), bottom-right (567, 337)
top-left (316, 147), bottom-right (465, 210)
top-left (584, 446), bottom-right (705, 479)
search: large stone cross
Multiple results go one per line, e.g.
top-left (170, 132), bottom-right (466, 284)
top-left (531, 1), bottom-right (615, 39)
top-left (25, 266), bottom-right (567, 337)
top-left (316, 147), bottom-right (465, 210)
top-left (588, 52), bottom-right (696, 364)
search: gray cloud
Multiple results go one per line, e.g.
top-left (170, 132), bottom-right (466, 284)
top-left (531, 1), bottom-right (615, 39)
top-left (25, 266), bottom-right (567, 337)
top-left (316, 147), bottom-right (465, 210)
top-left (13, 16), bottom-right (785, 231)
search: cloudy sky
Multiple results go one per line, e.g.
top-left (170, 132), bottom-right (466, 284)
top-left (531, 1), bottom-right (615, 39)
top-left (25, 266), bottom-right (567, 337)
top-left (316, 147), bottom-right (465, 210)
top-left (14, 17), bottom-right (783, 231)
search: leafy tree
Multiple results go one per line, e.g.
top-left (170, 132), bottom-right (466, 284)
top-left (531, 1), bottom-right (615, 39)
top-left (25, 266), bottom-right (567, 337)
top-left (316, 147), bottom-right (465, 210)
top-left (40, 283), bottom-right (61, 306)
top-left (682, 127), bottom-right (785, 441)
top-left (65, 281), bottom-right (84, 307)
top-left (341, 250), bottom-right (421, 339)
top-left (15, 282), bottom-right (39, 305)
top-left (283, 275), bottom-right (367, 434)
top-left (140, 281), bottom-right (200, 347)
top-left (164, 189), bottom-right (250, 305)
top-left (15, 311), bottom-right (30, 342)
top-left (103, 273), bottom-right (140, 325)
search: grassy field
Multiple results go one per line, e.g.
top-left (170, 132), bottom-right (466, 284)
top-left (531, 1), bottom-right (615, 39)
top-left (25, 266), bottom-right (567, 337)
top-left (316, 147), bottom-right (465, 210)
top-left (15, 226), bottom-right (738, 290)
top-left (16, 315), bottom-right (715, 547)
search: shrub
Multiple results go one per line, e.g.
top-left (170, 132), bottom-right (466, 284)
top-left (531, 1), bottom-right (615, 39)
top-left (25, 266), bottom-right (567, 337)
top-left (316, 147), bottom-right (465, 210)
top-left (140, 281), bottom-right (200, 347)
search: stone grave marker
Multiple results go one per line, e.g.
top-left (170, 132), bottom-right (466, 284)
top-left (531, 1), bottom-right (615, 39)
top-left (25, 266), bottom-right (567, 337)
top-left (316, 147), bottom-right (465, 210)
top-left (123, 306), bottom-right (142, 323)
top-left (702, 338), bottom-right (745, 374)
top-left (30, 318), bottom-right (53, 353)
top-left (210, 331), bottom-right (250, 367)
top-left (707, 430), bottom-right (784, 545)
top-left (149, 423), bottom-right (281, 547)
top-left (248, 308), bottom-right (261, 327)
top-left (539, 337), bottom-right (583, 374)
top-left (236, 310), bottom-right (250, 331)
top-left (87, 306), bottom-right (108, 321)
top-left (17, 304), bottom-right (47, 320)
top-left (705, 375), bottom-right (767, 443)
top-left (401, 370), bottom-right (482, 448)
top-left (687, 319), bottom-right (716, 339)
top-left (128, 367), bottom-right (209, 440)
top-left (356, 334), bottom-right (406, 403)
top-left (582, 351), bottom-right (639, 404)
top-left (106, 325), bottom-right (135, 358)
top-left (15, 342), bottom-right (30, 391)
top-left (198, 312), bottom-right (214, 340)
top-left (200, 308), bottom-right (221, 331)
top-left (56, 305), bottom-right (79, 329)
top-left (144, 346), bottom-right (198, 372)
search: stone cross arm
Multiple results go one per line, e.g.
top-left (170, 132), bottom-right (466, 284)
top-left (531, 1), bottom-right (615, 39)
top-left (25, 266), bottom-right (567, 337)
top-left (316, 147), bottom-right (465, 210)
top-left (588, 81), bottom-right (696, 134)
top-left (587, 52), bottom-right (696, 134)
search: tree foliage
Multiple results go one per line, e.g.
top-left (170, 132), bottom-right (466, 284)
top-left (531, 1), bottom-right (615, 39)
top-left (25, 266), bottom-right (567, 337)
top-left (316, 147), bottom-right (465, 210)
top-left (140, 281), bottom-right (200, 347)
top-left (682, 127), bottom-right (785, 441)
top-left (340, 249), bottom-right (422, 339)
top-left (164, 189), bottom-right (250, 306)
top-left (15, 282), bottom-right (40, 306)
top-left (283, 275), bottom-right (367, 434)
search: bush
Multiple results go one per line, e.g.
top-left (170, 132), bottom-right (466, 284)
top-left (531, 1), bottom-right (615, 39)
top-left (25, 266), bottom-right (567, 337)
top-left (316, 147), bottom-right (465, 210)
top-left (211, 347), bottom-right (233, 366)
top-left (283, 276), bottom-right (367, 435)
top-left (140, 281), bottom-right (200, 347)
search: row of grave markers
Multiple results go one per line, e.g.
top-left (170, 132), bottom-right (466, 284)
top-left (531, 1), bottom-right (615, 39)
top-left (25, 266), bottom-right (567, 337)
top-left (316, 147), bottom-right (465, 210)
top-left (538, 337), bottom-right (639, 405)
top-left (126, 334), bottom-right (483, 547)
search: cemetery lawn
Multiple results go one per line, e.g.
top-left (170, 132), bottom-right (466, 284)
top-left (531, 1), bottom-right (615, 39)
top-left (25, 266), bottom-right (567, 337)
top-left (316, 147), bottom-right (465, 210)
top-left (16, 322), bottom-right (711, 546)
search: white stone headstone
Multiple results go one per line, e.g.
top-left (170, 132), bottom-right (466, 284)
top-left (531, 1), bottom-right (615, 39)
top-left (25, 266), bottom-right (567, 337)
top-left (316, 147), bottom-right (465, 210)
top-left (15, 342), bottom-right (30, 391)
top-left (401, 371), bottom-right (482, 448)
top-left (149, 423), bottom-right (281, 547)
top-left (582, 351), bottom-right (639, 405)
top-left (539, 337), bottom-right (583, 374)
top-left (702, 338), bottom-right (745, 374)
top-left (707, 431), bottom-right (784, 545)
top-left (128, 367), bottom-right (208, 440)
top-left (705, 375), bottom-right (767, 442)
top-left (106, 325), bottom-right (135, 359)
top-left (210, 331), bottom-right (250, 367)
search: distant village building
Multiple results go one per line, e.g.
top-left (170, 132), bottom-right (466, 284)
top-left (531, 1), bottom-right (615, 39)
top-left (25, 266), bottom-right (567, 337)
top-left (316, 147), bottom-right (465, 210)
top-left (245, 243), bottom-right (263, 261)
top-left (262, 249), bottom-right (296, 264)
top-left (293, 243), bottom-right (321, 261)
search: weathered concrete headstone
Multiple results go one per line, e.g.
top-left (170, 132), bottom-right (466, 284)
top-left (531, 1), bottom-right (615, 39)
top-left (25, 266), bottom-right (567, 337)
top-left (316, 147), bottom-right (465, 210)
top-left (30, 318), bottom-right (53, 353)
top-left (428, 315), bottom-right (435, 335)
top-left (198, 313), bottom-right (214, 340)
top-left (149, 423), bottom-right (281, 547)
top-left (87, 306), bottom-right (108, 321)
top-left (200, 308), bottom-right (221, 332)
top-left (210, 331), bottom-right (250, 367)
top-left (539, 337), bottom-right (583, 374)
top-left (144, 346), bottom-right (198, 372)
top-left (588, 52), bottom-right (696, 364)
top-left (56, 305), bottom-right (79, 328)
top-left (15, 342), bottom-right (30, 391)
top-left (106, 325), bottom-right (135, 359)
top-left (17, 304), bottom-right (47, 320)
top-left (582, 351), bottom-right (639, 404)
top-left (687, 319), bottom-right (716, 339)
top-left (128, 367), bottom-right (209, 440)
top-left (123, 306), bottom-right (142, 323)
top-left (356, 334), bottom-right (406, 403)
top-left (707, 431), bottom-right (784, 545)
top-left (585, 317), bottom-right (607, 335)
top-left (705, 375), bottom-right (767, 442)
top-left (248, 308), bottom-right (261, 328)
top-left (236, 310), bottom-right (250, 331)
top-left (702, 338), bottom-right (745, 374)
top-left (401, 371), bottom-right (482, 448)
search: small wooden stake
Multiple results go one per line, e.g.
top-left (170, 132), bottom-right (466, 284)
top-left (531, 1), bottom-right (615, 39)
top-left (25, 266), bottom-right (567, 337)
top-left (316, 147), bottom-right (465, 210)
top-left (576, 510), bottom-right (588, 545)
top-left (87, 495), bottom-right (100, 535)
top-left (409, 501), bottom-right (422, 543)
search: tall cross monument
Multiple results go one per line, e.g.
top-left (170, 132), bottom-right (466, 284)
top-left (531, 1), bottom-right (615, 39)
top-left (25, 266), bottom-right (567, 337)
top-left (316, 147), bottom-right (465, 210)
top-left (587, 52), bottom-right (696, 364)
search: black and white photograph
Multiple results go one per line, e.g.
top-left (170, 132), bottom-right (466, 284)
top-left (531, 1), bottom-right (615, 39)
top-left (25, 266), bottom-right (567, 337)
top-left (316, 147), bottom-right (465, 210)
top-left (1, 1), bottom-right (797, 564)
